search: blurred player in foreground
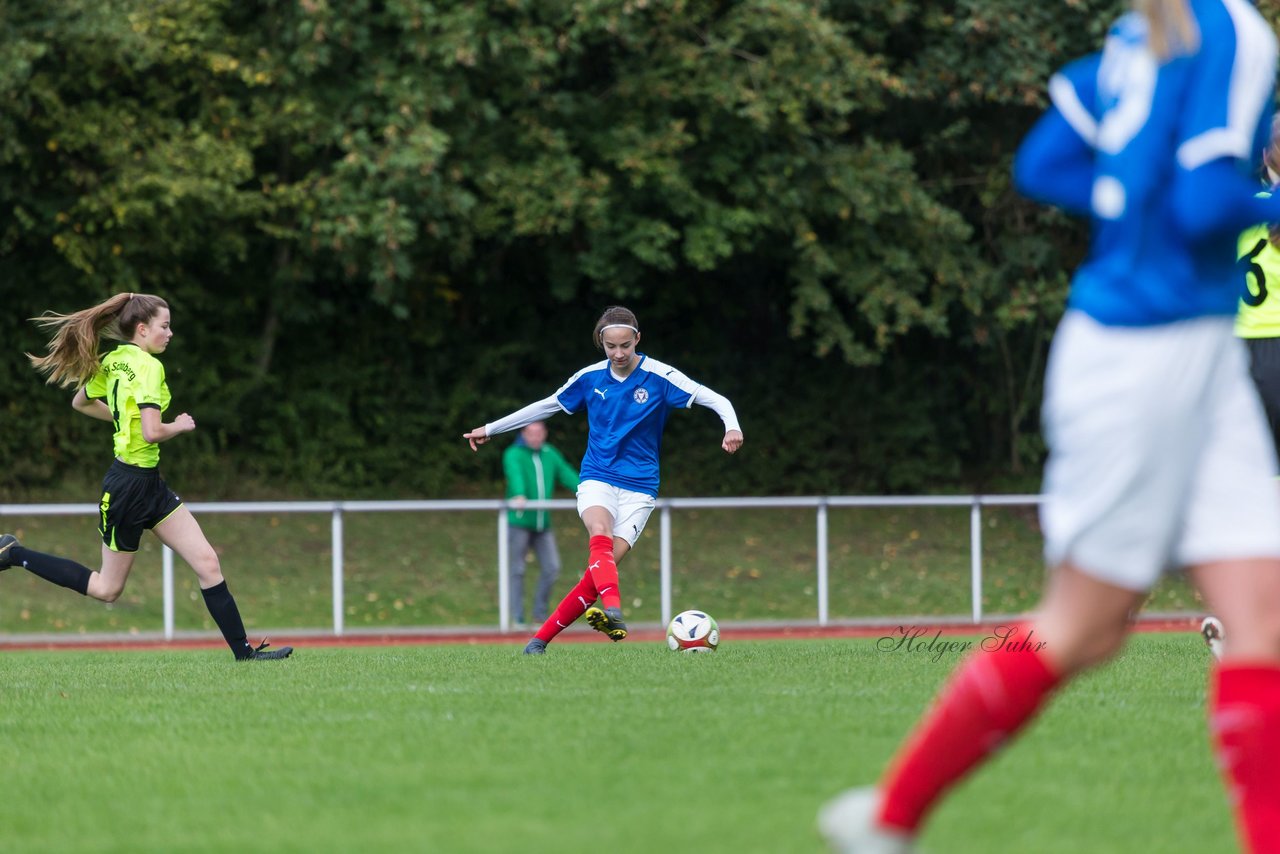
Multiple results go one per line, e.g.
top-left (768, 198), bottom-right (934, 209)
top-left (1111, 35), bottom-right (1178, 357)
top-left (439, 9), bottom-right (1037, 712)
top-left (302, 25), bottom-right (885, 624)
top-left (1202, 113), bottom-right (1280, 662)
top-left (1, 292), bottom-right (292, 661)
top-left (464, 306), bottom-right (742, 654)
top-left (819, 2), bottom-right (1280, 851)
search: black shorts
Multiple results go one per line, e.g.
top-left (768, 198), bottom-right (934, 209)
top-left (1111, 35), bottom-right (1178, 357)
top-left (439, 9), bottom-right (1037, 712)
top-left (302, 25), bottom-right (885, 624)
top-left (97, 460), bottom-right (184, 553)
top-left (1247, 337), bottom-right (1280, 456)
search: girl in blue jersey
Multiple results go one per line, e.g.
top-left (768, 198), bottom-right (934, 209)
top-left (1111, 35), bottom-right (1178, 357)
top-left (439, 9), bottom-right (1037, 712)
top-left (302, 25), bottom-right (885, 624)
top-left (464, 306), bottom-right (743, 654)
top-left (819, 2), bottom-right (1280, 852)
top-left (0, 292), bottom-right (291, 661)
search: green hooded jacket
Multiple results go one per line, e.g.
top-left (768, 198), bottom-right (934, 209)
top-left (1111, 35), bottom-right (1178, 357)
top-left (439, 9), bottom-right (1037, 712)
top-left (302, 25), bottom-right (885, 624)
top-left (503, 440), bottom-right (579, 531)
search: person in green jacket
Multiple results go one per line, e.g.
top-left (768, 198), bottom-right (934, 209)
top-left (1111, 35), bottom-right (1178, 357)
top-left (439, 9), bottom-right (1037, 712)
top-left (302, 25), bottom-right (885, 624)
top-left (504, 421), bottom-right (579, 624)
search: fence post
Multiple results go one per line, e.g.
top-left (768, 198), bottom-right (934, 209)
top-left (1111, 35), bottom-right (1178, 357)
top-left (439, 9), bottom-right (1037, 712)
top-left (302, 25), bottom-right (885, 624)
top-left (162, 545), bottom-right (174, 640)
top-left (817, 501), bottom-right (829, 626)
top-left (660, 503), bottom-right (672, 628)
top-left (970, 498), bottom-right (983, 624)
top-left (332, 505), bottom-right (344, 636)
top-left (498, 508), bottom-right (510, 631)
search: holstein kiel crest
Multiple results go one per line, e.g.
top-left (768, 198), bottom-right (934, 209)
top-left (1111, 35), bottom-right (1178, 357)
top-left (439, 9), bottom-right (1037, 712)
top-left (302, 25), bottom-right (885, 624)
top-left (632, 387), bottom-right (649, 404)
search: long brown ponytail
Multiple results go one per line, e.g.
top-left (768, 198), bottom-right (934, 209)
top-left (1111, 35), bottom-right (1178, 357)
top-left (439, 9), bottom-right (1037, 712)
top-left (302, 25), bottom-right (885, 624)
top-left (28, 292), bottom-right (168, 388)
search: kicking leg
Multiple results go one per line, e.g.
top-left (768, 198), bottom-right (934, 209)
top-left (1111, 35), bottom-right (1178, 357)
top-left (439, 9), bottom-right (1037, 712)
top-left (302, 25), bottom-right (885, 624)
top-left (524, 569), bottom-right (598, 654)
top-left (579, 507), bottom-right (631, 640)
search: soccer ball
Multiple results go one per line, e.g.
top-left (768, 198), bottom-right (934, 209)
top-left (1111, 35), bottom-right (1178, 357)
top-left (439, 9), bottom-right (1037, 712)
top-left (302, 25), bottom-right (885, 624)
top-left (666, 610), bottom-right (719, 653)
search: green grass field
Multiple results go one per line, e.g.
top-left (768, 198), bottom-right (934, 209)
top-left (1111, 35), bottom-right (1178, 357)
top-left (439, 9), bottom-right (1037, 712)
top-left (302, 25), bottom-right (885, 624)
top-left (0, 505), bottom-right (1208, 636)
top-left (0, 634), bottom-right (1235, 853)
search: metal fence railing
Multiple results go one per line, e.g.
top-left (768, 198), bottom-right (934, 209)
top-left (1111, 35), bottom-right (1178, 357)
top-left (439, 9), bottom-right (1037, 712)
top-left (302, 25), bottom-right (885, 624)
top-left (0, 495), bottom-right (1044, 639)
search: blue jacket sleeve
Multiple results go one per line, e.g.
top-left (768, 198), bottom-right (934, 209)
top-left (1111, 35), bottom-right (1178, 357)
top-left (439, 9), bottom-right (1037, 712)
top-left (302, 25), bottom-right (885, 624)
top-left (1171, 159), bottom-right (1280, 241)
top-left (1013, 106), bottom-right (1095, 216)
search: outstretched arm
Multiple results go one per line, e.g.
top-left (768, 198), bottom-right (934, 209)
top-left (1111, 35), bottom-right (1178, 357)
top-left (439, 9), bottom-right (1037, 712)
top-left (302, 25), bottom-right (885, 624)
top-left (463, 395), bottom-right (563, 452)
top-left (692, 386), bottom-right (743, 454)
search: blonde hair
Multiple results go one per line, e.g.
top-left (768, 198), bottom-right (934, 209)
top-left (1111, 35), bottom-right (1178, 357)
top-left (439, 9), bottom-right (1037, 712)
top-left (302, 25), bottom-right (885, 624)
top-left (28, 292), bottom-right (169, 388)
top-left (1135, 0), bottom-right (1199, 61)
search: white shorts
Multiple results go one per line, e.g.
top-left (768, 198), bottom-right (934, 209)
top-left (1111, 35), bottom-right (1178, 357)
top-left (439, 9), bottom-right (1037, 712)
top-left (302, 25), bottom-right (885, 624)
top-left (576, 480), bottom-right (656, 548)
top-left (1040, 312), bottom-right (1280, 590)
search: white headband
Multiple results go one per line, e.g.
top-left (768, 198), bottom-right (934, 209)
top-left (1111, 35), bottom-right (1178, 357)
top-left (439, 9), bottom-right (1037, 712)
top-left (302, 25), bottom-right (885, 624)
top-left (599, 323), bottom-right (638, 337)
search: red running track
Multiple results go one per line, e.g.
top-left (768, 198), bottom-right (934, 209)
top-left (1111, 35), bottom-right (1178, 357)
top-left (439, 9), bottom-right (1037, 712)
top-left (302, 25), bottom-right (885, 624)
top-left (0, 616), bottom-right (1205, 653)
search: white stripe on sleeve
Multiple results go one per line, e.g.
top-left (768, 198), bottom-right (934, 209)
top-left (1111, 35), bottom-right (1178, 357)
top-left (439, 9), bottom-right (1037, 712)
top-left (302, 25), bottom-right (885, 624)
top-left (484, 395), bottom-right (566, 438)
top-left (692, 385), bottom-right (741, 433)
top-left (1049, 73), bottom-right (1098, 147)
top-left (1177, 0), bottom-right (1278, 170)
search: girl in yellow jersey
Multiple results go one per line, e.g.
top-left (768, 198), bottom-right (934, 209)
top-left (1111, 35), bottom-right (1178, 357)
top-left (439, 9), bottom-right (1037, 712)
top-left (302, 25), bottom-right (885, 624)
top-left (0, 292), bottom-right (291, 661)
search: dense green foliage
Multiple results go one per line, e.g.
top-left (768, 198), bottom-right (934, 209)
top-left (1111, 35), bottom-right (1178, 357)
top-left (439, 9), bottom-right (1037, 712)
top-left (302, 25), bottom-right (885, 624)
top-left (1, 637), bottom-right (1234, 852)
top-left (2, 1), bottom-right (1269, 497)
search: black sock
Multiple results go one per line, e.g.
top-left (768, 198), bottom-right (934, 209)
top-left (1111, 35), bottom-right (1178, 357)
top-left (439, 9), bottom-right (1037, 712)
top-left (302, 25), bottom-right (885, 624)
top-left (200, 580), bottom-right (253, 659)
top-left (13, 546), bottom-right (91, 595)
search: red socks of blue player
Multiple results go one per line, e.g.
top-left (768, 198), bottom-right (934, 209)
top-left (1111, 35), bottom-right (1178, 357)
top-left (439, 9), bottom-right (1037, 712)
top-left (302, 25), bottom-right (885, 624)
top-left (532, 535), bottom-right (620, 644)
top-left (877, 626), bottom-right (1061, 833)
top-left (1211, 664), bottom-right (1280, 853)
top-left (587, 534), bottom-right (621, 610)
top-left (534, 570), bottom-right (597, 644)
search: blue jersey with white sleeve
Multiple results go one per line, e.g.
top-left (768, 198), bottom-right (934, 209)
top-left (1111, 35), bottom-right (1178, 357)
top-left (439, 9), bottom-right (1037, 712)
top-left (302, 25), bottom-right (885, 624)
top-left (554, 354), bottom-right (700, 497)
top-left (1034, 0), bottom-right (1277, 325)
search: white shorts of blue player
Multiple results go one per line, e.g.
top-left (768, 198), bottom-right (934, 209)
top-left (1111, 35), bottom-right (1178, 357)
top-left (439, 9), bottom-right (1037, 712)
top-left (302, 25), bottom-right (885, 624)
top-left (1041, 311), bottom-right (1280, 588)
top-left (575, 479), bottom-right (655, 548)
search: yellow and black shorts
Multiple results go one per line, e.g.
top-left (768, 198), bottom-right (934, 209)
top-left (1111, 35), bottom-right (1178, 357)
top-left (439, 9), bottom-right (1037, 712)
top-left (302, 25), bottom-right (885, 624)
top-left (97, 460), bottom-right (184, 553)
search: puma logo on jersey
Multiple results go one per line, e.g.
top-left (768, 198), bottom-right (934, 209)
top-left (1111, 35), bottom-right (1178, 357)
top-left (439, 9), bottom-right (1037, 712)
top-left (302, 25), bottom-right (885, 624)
top-left (593, 388), bottom-right (607, 400)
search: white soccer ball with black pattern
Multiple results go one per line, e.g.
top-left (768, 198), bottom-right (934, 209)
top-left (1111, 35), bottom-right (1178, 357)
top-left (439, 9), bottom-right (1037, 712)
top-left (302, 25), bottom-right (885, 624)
top-left (666, 609), bottom-right (719, 653)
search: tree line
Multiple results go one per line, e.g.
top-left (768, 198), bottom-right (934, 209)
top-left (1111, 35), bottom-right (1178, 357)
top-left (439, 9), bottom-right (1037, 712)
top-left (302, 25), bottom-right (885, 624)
top-left (1, 0), bottom-right (1248, 498)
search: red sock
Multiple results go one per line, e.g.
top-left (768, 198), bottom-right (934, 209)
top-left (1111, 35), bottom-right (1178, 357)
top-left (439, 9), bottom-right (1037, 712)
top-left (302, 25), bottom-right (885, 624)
top-left (878, 628), bottom-right (1061, 832)
top-left (587, 534), bottom-right (621, 610)
top-left (1211, 664), bottom-right (1280, 853)
top-left (534, 570), bottom-right (597, 643)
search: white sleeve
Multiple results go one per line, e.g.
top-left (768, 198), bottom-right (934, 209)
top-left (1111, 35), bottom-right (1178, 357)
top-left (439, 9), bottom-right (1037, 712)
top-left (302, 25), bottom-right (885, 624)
top-left (484, 395), bottom-right (566, 437)
top-left (691, 385), bottom-right (740, 433)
